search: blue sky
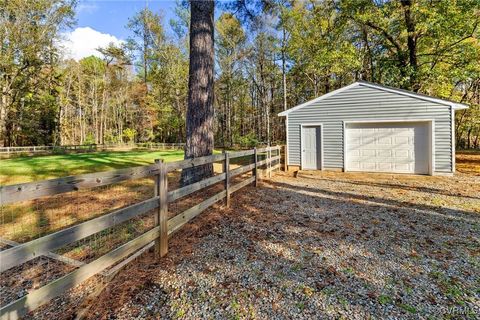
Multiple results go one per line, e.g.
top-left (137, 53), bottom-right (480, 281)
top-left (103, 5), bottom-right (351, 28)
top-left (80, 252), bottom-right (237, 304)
top-left (76, 0), bottom-right (178, 39)
top-left (62, 0), bottom-right (181, 60)
top-left (62, 0), bottom-right (234, 60)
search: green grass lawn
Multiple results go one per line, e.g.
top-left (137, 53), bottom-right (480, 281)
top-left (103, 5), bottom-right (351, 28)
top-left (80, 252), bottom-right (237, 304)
top-left (0, 150), bottom-right (185, 185)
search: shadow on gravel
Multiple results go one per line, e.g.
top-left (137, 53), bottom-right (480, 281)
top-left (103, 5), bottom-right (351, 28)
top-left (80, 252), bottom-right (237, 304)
top-left (298, 175), bottom-right (480, 201)
top-left (266, 180), bottom-right (480, 220)
top-left (24, 175), bottom-right (480, 319)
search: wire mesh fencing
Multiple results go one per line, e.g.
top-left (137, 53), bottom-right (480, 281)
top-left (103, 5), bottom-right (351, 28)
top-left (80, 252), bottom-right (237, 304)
top-left (0, 146), bottom-right (282, 319)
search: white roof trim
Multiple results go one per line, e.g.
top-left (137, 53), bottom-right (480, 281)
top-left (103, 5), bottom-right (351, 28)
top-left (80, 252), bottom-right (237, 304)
top-left (278, 81), bottom-right (469, 116)
top-left (278, 82), bottom-right (360, 116)
top-left (359, 82), bottom-right (469, 110)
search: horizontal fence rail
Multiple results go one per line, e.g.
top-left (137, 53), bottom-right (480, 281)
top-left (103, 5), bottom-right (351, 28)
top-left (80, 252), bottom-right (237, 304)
top-left (0, 143), bottom-right (185, 156)
top-left (0, 146), bottom-right (281, 320)
top-left (0, 164), bottom-right (162, 205)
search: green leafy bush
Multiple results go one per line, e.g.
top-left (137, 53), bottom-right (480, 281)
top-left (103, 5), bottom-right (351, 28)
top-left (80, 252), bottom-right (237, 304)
top-left (235, 132), bottom-right (259, 148)
top-left (123, 128), bottom-right (137, 144)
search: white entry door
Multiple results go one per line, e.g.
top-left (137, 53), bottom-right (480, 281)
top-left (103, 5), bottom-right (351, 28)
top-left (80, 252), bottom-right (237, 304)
top-left (346, 122), bottom-right (430, 174)
top-left (302, 126), bottom-right (322, 170)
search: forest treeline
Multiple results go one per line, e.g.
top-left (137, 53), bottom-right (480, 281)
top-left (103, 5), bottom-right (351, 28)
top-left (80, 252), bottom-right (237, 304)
top-left (1, 0), bottom-right (479, 148)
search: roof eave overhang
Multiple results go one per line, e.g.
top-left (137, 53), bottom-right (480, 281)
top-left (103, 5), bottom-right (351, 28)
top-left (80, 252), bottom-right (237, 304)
top-left (452, 104), bottom-right (469, 110)
top-left (277, 81), bottom-right (469, 116)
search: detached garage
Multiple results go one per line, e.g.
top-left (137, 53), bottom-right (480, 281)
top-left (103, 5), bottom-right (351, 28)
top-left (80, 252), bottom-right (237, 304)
top-left (279, 81), bottom-right (468, 175)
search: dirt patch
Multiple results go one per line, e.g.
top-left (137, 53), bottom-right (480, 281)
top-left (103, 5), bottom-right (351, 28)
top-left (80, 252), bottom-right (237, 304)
top-left (457, 151), bottom-right (480, 176)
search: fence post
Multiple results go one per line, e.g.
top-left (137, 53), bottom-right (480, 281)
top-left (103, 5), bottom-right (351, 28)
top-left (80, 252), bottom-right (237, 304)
top-left (254, 147), bottom-right (258, 187)
top-left (159, 160), bottom-right (168, 257)
top-left (154, 159), bottom-right (160, 256)
top-left (154, 159), bottom-right (168, 258)
top-left (277, 146), bottom-right (281, 172)
top-left (272, 146), bottom-right (276, 173)
top-left (223, 151), bottom-right (230, 207)
top-left (268, 147), bottom-right (272, 178)
top-left (283, 145), bottom-right (288, 172)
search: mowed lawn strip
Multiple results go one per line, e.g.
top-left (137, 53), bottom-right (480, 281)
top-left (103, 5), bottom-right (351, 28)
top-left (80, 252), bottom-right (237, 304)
top-left (0, 150), bottom-right (183, 242)
top-left (0, 149), bottom-right (240, 243)
top-left (0, 150), bottom-right (185, 185)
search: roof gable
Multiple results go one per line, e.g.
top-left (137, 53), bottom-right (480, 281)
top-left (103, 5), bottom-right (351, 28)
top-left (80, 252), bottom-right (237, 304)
top-left (278, 81), bottom-right (468, 116)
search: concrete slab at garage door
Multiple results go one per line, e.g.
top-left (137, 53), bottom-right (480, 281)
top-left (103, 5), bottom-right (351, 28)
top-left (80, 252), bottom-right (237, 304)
top-left (346, 122), bottom-right (430, 174)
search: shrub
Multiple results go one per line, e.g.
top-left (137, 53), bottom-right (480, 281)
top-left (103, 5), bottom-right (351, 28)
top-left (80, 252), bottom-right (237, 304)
top-left (123, 128), bottom-right (137, 144)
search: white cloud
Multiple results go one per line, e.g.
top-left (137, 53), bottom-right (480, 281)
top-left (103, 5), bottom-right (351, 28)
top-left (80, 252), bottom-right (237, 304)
top-left (60, 27), bottom-right (124, 61)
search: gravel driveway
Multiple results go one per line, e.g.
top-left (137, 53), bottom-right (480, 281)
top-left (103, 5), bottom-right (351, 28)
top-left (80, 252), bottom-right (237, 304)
top-left (75, 168), bottom-right (480, 320)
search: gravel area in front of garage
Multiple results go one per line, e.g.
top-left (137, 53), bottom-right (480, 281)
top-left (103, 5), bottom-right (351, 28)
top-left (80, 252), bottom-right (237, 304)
top-left (73, 167), bottom-right (480, 320)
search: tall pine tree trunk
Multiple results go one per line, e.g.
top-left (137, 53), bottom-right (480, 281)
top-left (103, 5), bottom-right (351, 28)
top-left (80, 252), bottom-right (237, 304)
top-left (181, 0), bottom-right (215, 185)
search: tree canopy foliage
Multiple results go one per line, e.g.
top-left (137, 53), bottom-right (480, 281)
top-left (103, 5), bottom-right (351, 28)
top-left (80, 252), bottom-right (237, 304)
top-left (0, 0), bottom-right (479, 149)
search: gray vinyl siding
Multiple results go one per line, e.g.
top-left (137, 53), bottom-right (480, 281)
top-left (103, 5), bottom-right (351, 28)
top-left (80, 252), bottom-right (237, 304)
top-left (287, 84), bottom-right (452, 173)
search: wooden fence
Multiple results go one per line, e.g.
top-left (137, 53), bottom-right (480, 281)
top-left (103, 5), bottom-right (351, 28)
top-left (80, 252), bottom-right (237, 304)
top-left (0, 146), bottom-right (281, 320)
top-left (0, 143), bottom-right (185, 156)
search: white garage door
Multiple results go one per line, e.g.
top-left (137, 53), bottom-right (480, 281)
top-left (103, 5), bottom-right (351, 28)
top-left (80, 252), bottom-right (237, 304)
top-left (346, 122), bottom-right (430, 174)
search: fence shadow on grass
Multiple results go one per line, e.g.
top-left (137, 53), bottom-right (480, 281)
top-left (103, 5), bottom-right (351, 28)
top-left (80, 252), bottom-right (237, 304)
top-left (0, 150), bottom-right (185, 184)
